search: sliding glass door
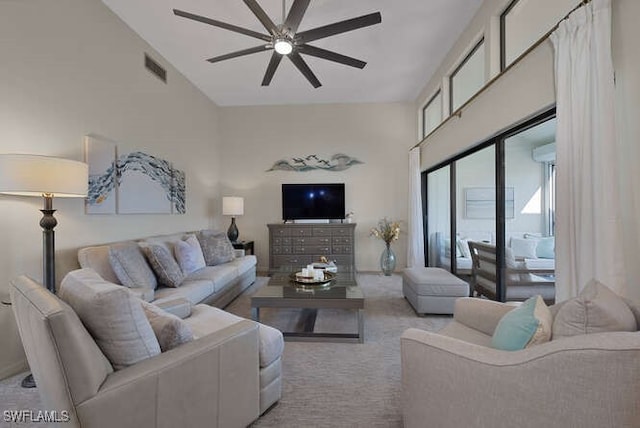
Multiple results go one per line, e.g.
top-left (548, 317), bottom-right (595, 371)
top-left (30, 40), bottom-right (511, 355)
top-left (422, 109), bottom-right (556, 302)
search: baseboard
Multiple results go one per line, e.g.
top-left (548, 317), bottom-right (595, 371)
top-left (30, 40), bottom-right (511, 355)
top-left (0, 358), bottom-right (28, 381)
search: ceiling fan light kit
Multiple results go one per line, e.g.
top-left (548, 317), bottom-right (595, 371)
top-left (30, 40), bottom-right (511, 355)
top-left (274, 38), bottom-right (293, 55)
top-left (173, 0), bottom-right (382, 88)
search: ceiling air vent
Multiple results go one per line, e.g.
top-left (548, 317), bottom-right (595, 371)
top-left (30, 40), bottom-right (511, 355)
top-left (144, 53), bottom-right (167, 83)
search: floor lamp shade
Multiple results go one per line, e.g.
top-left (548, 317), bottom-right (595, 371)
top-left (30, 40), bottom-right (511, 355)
top-left (223, 197), bottom-right (244, 242)
top-left (0, 154), bottom-right (88, 197)
top-left (0, 154), bottom-right (88, 292)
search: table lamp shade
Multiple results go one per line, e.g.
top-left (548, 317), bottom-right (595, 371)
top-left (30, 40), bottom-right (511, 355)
top-left (0, 154), bottom-right (88, 197)
top-left (222, 196), bottom-right (244, 216)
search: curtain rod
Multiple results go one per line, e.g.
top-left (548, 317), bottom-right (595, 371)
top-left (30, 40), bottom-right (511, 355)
top-left (411, 0), bottom-right (593, 151)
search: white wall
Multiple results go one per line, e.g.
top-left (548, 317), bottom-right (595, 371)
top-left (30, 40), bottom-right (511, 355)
top-left (414, 0), bottom-right (640, 299)
top-left (0, 0), bottom-right (222, 378)
top-left (218, 103), bottom-right (415, 273)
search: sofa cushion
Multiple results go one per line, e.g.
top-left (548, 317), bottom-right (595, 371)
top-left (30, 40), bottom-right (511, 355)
top-left (78, 245), bottom-right (121, 285)
top-left (154, 297), bottom-right (193, 319)
top-left (197, 230), bottom-right (236, 266)
top-left (108, 241), bottom-right (157, 292)
top-left (510, 237), bottom-right (538, 259)
top-left (184, 305), bottom-right (284, 367)
top-left (142, 244), bottom-right (185, 288)
top-left (491, 295), bottom-right (552, 351)
top-left (257, 324), bottom-right (285, 368)
top-left (58, 269), bottom-right (161, 370)
top-left (553, 279), bottom-right (637, 339)
top-left (142, 233), bottom-right (186, 254)
top-left (229, 255), bottom-right (258, 276)
top-left (174, 234), bottom-right (206, 275)
top-left (153, 279), bottom-right (214, 306)
top-left (140, 300), bottom-right (194, 352)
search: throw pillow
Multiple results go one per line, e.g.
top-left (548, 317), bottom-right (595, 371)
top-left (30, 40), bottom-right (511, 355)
top-left (536, 237), bottom-right (555, 259)
top-left (140, 301), bottom-right (194, 352)
top-left (142, 244), bottom-right (185, 288)
top-left (552, 279), bottom-right (637, 339)
top-left (491, 295), bottom-right (552, 351)
top-left (108, 242), bottom-right (158, 292)
top-left (510, 237), bottom-right (538, 259)
top-left (174, 234), bottom-right (206, 275)
top-left (58, 268), bottom-right (161, 370)
top-left (196, 230), bottom-right (236, 266)
top-left (457, 238), bottom-right (472, 259)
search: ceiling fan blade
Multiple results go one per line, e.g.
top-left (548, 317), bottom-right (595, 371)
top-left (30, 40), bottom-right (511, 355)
top-left (173, 9), bottom-right (271, 42)
top-left (289, 52), bottom-right (321, 88)
top-left (207, 45), bottom-right (271, 63)
top-left (243, 0), bottom-right (278, 36)
top-left (283, 0), bottom-right (310, 34)
top-left (261, 52), bottom-right (283, 86)
top-left (298, 44), bottom-right (366, 69)
top-left (296, 12), bottom-right (382, 44)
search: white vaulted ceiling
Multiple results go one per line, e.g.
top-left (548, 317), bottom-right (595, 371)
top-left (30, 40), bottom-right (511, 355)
top-left (101, 0), bottom-right (482, 106)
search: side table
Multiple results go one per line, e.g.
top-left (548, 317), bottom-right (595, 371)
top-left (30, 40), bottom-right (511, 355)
top-left (232, 240), bottom-right (254, 256)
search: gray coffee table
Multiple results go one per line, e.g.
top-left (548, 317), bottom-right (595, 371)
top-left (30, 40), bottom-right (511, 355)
top-left (251, 266), bottom-right (364, 343)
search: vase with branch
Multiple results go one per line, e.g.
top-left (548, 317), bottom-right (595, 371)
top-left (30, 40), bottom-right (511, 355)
top-left (370, 218), bottom-right (401, 275)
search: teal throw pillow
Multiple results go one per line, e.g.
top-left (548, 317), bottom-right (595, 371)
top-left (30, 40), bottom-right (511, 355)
top-left (491, 296), bottom-right (551, 351)
top-left (536, 237), bottom-right (555, 259)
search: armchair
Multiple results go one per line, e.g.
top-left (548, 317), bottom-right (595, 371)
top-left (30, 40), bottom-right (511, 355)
top-left (10, 275), bottom-right (261, 428)
top-left (401, 297), bottom-right (640, 428)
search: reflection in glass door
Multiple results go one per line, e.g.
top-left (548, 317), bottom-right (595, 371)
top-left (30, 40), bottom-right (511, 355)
top-left (426, 166), bottom-right (450, 269)
top-left (503, 118), bottom-right (556, 303)
top-left (455, 146), bottom-right (496, 277)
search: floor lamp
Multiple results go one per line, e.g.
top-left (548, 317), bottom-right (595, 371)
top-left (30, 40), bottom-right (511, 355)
top-left (0, 154), bottom-right (88, 387)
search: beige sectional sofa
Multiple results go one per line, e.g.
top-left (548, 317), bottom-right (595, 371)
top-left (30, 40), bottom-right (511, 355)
top-left (11, 271), bottom-right (282, 427)
top-left (72, 231), bottom-right (284, 418)
top-left (78, 231), bottom-right (257, 310)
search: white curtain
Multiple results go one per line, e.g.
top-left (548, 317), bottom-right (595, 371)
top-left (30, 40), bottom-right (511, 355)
top-left (407, 147), bottom-right (425, 268)
top-left (551, 0), bottom-right (626, 300)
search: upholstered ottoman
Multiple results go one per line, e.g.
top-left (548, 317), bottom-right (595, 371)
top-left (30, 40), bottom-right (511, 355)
top-left (402, 267), bottom-right (470, 315)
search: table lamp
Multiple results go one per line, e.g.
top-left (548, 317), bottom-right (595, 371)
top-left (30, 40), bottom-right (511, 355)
top-left (0, 154), bottom-right (88, 293)
top-left (222, 196), bottom-right (243, 242)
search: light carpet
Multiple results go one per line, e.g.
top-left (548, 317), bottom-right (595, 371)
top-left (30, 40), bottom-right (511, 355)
top-left (0, 274), bottom-right (451, 428)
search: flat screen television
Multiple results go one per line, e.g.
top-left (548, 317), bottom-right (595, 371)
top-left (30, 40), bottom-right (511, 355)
top-left (282, 183), bottom-right (345, 221)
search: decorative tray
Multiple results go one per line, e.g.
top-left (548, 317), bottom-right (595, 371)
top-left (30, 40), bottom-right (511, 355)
top-left (289, 271), bottom-right (336, 285)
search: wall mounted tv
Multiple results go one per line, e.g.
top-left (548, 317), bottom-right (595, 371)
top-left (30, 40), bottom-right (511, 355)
top-left (282, 183), bottom-right (345, 221)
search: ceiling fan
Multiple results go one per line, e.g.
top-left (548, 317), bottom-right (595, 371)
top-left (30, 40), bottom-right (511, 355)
top-left (173, 0), bottom-right (382, 88)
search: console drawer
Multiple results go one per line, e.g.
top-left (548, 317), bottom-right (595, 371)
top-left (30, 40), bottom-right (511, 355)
top-left (272, 246), bottom-right (292, 255)
top-left (332, 245), bottom-right (352, 254)
top-left (293, 245), bottom-right (331, 255)
top-left (332, 237), bottom-right (352, 245)
top-left (272, 255), bottom-right (313, 267)
top-left (331, 227), bottom-right (351, 237)
top-left (292, 237), bottom-right (331, 245)
top-left (289, 227), bottom-right (313, 237)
